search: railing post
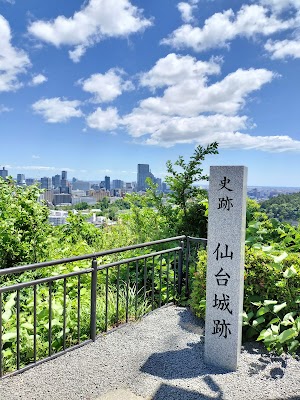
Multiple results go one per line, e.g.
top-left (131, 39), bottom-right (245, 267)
top-left (178, 240), bottom-right (184, 295)
top-left (90, 258), bottom-right (97, 341)
top-left (185, 236), bottom-right (190, 297)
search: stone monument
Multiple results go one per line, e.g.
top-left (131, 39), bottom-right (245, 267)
top-left (204, 166), bottom-right (247, 371)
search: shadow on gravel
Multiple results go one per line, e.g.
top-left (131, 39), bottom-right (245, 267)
top-left (177, 308), bottom-right (205, 336)
top-left (141, 342), bottom-right (228, 379)
top-left (242, 341), bottom-right (289, 380)
top-left (152, 378), bottom-right (225, 400)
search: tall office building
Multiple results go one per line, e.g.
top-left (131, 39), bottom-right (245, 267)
top-left (26, 178), bottom-right (35, 186)
top-left (17, 174), bottom-right (25, 185)
top-left (105, 176), bottom-right (110, 191)
top-left (52, 174), bottom-right (61, 188)
top-left (40, 177), bottom-right (52, 189)
top-left (112, 180), bottom-right (124, 190)
top-left (0, 167), bottom-right (8, 179)
top-left (137, 164), bottom-right (151, 192)
top-left (60, 170), bottom-right (70, 193)
top-left (61, 171), bottom-right (67, 180)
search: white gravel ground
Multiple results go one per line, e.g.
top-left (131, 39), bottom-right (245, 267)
top-left (0, 305), bottom-right (299, 400)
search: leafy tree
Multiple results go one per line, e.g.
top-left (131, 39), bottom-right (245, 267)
top-left (0, 178), bottom-right (51, 268)
top-left (165, 142), bottom-right (218, 219)
top-left (146, 142), bottom-right (219, 237)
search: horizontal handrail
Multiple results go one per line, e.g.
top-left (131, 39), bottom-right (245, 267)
top-left (97, 247), bottom-right (181, 270)
top-left (0, 235), bottom-right (185, 276)
top-left (0, 268), bottom-right (93, 294)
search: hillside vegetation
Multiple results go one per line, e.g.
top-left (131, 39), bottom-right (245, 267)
top-left (260, 192), bottom-right (300, 223)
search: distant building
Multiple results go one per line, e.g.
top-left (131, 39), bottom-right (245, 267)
top-left (52, 174), bottom-right (61, 188)
top-left (53, 193), bottom-right (72, 206)
top-left (0, 167), bottom-right (8, 179)
top-left (17, 174), bottom-right (25, 186)
top-left (89, 189), bottom-right (110, 202)
top-left (105, 176), bottom-right (110, 191)
top-left (112, 179), bottom-right (124, 190)
top-left (41, 189), bottom-right (54, 203)
top-left (49, 210), bottom-right (69, 226)
top-left (26, 178), bottom-right (36, 186)
top-left (40, 177), bottom-right (52, 190)
top-left (72, 196), bottom-right (96, 206)
top-left (137, 164), bottom-right (157, 191)
top-left (72, 180), bottom-right (91, 191)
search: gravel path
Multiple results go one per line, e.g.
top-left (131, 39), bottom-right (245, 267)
top-left (0, 305), bottom-right (299, 400)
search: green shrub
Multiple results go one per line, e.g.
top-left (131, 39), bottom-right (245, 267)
top-left (189, 247), bottom-right (300, 354)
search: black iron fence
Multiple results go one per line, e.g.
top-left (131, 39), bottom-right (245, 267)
top-left (0, 235), bottom-right (207, 378)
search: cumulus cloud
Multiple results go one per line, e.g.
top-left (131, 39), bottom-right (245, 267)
top-left (86, 107), bottom-right (120, 130)
top-left (80, 68), bottom-right (133, 103)
top-left (28, 0), bottom-right (152, 62)
top-left (116, 53), bottom-right (300, 152)
top-left (161, 4), bottom-right (295, 52)
top-left (0, 15), bottom-right (31, 92)
top-left (265, 38), bottom-right (300, 58)
top-left (259, 0), bottom-right (300, 14)
top-left (177, 2), bottom-right (195, 23)
top-left (139, 66), bottom-right (275, 117)
top-left (32, 97), bottom-right (83, 123)
top-left (30, 74), bottom-right (47, 86)
top-left (139, 53), bottom-right (221, 89)
top-left (0, 104), bottom-right (12, 113)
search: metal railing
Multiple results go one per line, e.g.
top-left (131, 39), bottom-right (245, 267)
top-left (0, 235), bottom-right (191, 378)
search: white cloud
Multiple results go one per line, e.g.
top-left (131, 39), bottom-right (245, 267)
top-left (28, 0), bottom-right (152, 62)
top-left (0, 104), bottom-right (12, 113)
top-left (30, 74), bottom-right (47, 86)
top-left (32, 97), bottom-right (83, 123)
top-left (161, 4), bottom-right (295, 52)
top-left (139, 67), bottom-right (275, 117)
top-left (0, 15), bottom-right (31, 92)
top-left (32, 155), bottom-right (40, 159)
top-left (86, 107), bottom-right (120, 130)
top-left (265, 38), bottom-right (300, 58)
top-left (139, 53), bottom-right (221, 89)
top-left (259, 0), bottom-right (300, 13)
top-left (80, 68), bottom-right (133, 103)
top-left (177, 2), bottom-right (195, 23)
top-left (123, 111), bottom-right (248, 142)
top-left (118, 53), bottom-right (298, 152)
top-left (209, 132), bottom-right (300, 152)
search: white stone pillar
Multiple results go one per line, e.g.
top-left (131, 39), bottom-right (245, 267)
top-left (204, 166), bottom-right (247, 371)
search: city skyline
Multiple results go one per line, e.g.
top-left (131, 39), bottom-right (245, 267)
top-left (1, 1), bottom-right (300, 187)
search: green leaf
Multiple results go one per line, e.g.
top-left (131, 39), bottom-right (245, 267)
top-left (2, 332), bottom-right (17, 342)
top-left (272, 252), bottom-right (288, 264)
top-left (270, 324), bottom-right (279, 334)
top-left (262, 246), bottom-right (273, 252)
top-left (257, 329), bottom-right (271, 341)
top-left (288, 340), bottom-right (299, 353)
top-left (21, 322), bottom-right (34, 330)
top-left (283, 266), bottom-right (297, 279)
top-left (263, 300), bottom-right (277, 306)
top-left (267, 317), bottom-right (280, 326)
top-left (256, 306), bottom-right (270, 317)
top-left (252, 316), bottom-right (265, 327)
top-left (273, 302), bottom-right (287, 313)
top-left (278, 328), bottom-right (297, 343)
top-left (4, 292), bottom-right (17, 311)
top-left (251, 301), bottom-right (262, 307)
top-left (2, 309), bottom-right (12, 322)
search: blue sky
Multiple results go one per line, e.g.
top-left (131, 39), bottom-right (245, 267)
top-left (1, 0), bottom-right (300, 186)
